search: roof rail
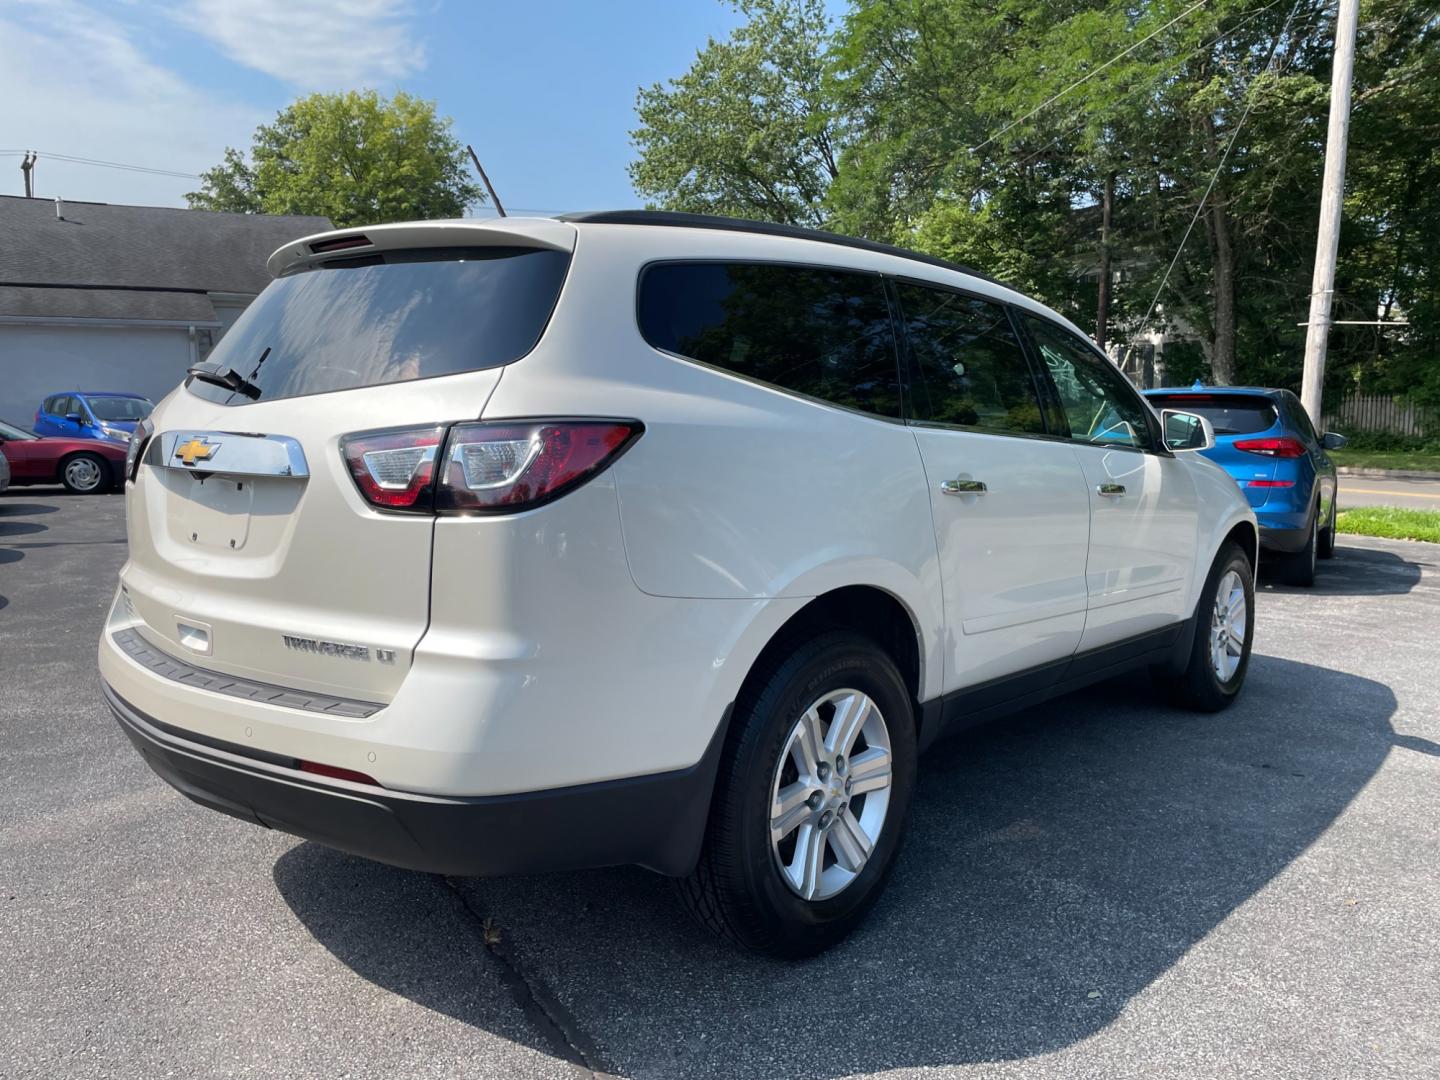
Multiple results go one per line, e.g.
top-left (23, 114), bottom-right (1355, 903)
top-left (557, 210), bottom-right (1003, 287)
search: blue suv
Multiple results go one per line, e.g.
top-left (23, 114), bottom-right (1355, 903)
top-left (34, 392), bottom-right (154, 445)
top-left (1145, 384), bottom-right (1346, 586)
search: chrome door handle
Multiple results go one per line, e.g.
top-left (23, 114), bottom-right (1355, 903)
top-left (940, 478), bottom-right (987, 496)
top-left (1096, 483), bottom-right (1126, 497)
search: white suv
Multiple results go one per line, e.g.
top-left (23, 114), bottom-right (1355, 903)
top-left (100, 212), bottom-right (1256, 956)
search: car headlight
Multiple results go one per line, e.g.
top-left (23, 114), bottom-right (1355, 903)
top-left (101, 424), bottom-right (130, 442)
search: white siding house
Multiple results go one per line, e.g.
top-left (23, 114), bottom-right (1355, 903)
top-left (0, 196), bottom-right (330, 426)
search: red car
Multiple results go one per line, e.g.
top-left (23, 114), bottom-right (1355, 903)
top-left (0, 418), bottom-right (128, 493)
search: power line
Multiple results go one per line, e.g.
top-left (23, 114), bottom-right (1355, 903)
top-left (1132, 0), bottom-right (1306, 346)
top-left (1010, 0), bottom-right (1315, 170)
top-left (969, 0), bottom-right (1212, 155)
top-left (0, 149), bottom-right (200, 180)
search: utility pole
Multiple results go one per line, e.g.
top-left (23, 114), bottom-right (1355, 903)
top-left (1300, 0), bottom-right (1359, 429)
top-left (1096, 172), bottom-right (1114, 352)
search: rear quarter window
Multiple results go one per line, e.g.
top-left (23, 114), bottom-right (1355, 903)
top-left (187, 247), bottom-right (571, 405)
top-left (1149, 395), bottom-right (1277, 436)
top-left (638, 261), bottom-right (902, 419)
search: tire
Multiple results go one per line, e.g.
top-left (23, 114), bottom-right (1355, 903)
top-left (1318, 499), bottom-right (1337, 559)
top-left (1278, 505), bottom-right (1319, 586)
top-left (678, 630), bottom-right (917, 958)
top-left (1163, 542), bottom-right (1255, 713)
top-left (60, 452), bottom-right (109, 494)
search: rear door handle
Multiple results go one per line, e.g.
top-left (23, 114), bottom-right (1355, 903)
top-left (940, 478), bottom-right (987, 496)
top-left (1096, 483), bottom-right (1126, 497)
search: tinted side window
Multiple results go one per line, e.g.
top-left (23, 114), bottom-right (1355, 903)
top-left (638, 262), bottom-right (901, 419)
top-left (895, 283), bottom-right (1044, 434)
top-left (1021, 315), bottom-right (1154, 450)
top-left (1283, 392), bottom-right (1319, 444)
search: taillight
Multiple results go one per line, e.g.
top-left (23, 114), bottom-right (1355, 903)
top-left (339, 420), bottom-right (642, 514)
top-left (1248, 479), bottom-right (1295, 488)
top-left (1233, 437), bottom-right (1306, 458)
top-left (340, 425), bottom-right (446, 512)
top-left (436, 420), bottom-right (643, 513)
top-left (125, 417), bottom-right (154, 482)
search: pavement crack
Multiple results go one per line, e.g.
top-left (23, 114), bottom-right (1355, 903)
top-left (441, 875), bottom-right (610, 1079)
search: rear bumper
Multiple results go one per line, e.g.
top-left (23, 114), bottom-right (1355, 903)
top-left (1258, 522), bottom-right (1311, 553)
top-left (105, 681), bottom-right (727, 877)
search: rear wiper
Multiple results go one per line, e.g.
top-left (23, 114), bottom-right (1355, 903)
top-left (187, 359), bottom-right (262, 400)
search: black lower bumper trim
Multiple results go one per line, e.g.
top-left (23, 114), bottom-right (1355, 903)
top-left (1259, 523), bottom-right (1311, 553)
top-left (104, 682), bottom-right (728, 878)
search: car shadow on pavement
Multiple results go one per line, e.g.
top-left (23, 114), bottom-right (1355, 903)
top-left (1260, 541), bottom-right (1425, 596)
top-left (275, 654), bottom-right (1397, 1078)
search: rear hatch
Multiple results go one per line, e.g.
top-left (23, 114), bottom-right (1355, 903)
top-left (1149, 392), bottom-right (1280, 508)
top-left (119, 221), bottom-right (574, 701)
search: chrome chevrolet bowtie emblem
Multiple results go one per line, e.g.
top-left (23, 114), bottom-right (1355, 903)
top-left (174, 436), bottom-right (219, 467)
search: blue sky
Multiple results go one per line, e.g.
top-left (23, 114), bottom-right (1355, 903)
top-left (0, 0), bottom-right (845, 213)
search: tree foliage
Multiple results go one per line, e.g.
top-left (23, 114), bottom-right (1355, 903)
top-left (631, 0), bottom-right (1440, 405)
top-left (630, 0), bottom-right (842, 226)
top-left (187, 90), bottom-right (483, 227)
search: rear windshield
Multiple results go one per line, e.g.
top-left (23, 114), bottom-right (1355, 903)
top-left (187, 247), bottom-right (571, 405)
top-left (87, 397), bottom-right (152, 421)
top-left (1148, 394), bottom-right (1277, 435)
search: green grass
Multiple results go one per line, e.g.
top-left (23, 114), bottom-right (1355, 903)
top-left (1330, 448), bottom-right (1440, 473)
top-left (1336, 506), bottom-right (1440, 544)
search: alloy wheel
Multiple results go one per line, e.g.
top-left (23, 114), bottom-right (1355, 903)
top-left (769, 688), bottom-right (893, 901)
top-left (65, 457), bottom-right (102, 492)
top-left (1209, 569), bottom-right (1248, 683)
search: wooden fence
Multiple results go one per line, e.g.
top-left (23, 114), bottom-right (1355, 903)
top-left (1323, 394), bottom-right (1438, 438)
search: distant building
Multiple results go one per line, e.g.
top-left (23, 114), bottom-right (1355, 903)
top-left (0, 195), bottom-right (330, 425)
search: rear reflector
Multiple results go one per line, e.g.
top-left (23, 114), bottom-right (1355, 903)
top-left (436, 420), bottom-right (643, 514)
top-left (340, 426), bottom-right (446, 512)
top-left (1233, 437), bottom-right (1307, 458)
top-left (298, 760), bottom-right (381, 786)
top-left (1248, 479), bottom-right (1296, 487)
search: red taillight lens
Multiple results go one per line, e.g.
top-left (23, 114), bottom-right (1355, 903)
top-left (340, 425), bottom-right (445, 512)
top-left (436, 420), bottom-right (643, 514)
top-left (1233, 437), bottom-right (1306, 458)
top-left (1248, 479), bottom-right (1295, 488)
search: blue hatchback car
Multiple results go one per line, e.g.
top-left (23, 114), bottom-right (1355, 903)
top-left (1145, 384), bottom-right (1346, 586)
top-left (33, 392), bottom-right (154, 446)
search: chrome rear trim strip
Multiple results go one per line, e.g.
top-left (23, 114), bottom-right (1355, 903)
top-left (148, 430), bottom-right (309, 478)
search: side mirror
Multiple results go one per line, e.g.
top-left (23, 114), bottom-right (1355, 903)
top-left (1321, 431), bottom-right (1348, 451)
top-left (65, 412), bottom-right (85, 424)
top-left (1161, 409), bottom-right (1216, 452)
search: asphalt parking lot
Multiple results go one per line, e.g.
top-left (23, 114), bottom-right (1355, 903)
top-left (3, 487), bottom-right (1438, 1079)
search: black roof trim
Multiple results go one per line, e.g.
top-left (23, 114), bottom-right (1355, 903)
top-left (557, 210), bottom-right (1004, 288)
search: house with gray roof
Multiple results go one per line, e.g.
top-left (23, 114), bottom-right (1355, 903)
top-left (0, 195), bottom-right (330, 426)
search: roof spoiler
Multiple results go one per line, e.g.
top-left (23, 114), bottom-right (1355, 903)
top-left (267, 217), bottom-right (577, 277)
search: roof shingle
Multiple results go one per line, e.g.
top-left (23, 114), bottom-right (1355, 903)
top-left (0, 195), bottom-right (331, 295)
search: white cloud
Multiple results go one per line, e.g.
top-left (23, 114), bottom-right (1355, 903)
top-left (172, 0), bottom-right (426, 89)
top-left (0, 0), bottom-right (264, 207)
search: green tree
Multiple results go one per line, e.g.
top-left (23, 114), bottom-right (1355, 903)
top-left (187, 90), bottom-right (483, 226)
top-left (630, 0), bottom-right (841, 226)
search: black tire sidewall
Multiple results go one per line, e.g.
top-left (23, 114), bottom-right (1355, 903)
top-left (1189, 544), bottom-right (1256, 706)
top-left (722, 632), bottom-right (917, 953)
